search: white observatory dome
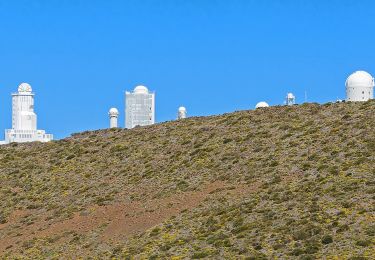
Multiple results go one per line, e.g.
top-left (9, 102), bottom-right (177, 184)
top-left (346, 71), bottom-right (374, 102)
top-left (134, 85), bottom-right (149, 94)
top-left (18, 83), bottom-right (32, 93)
top-left (346, 71), bottom-right (374, 88)
top-left (255, 101), bottom-right (269, 109)
top-left (287, 93), bottom-right (295, 99)
top-left (177, 106), bottom-right (187, 119)
top-left (109, 107), bottom-right (119, 116)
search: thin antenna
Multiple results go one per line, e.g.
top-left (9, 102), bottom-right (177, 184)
top-left (304, 91), bottom-right (307, 103)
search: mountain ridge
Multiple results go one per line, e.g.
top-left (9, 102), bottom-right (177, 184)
top-left (0, 101), bottom-right (374, 259)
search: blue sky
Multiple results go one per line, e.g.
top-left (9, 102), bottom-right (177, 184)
top-left (1, 0), bottom-right (375, 139)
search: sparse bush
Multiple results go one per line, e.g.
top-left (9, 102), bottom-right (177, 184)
top-left (321, 234), bottom-right (333, 244)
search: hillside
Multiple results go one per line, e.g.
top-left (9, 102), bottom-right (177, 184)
top-left (0, 101), bottom-right (374, 259)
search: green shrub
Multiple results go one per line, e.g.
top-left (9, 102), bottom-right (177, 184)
top-left (321, 235), bottom-right (333, 244)
top-left (355, 239), bottom-right (371, 247)
top-left (192, 250), bottom-right (210, 259)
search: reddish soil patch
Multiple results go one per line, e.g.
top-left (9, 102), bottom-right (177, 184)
top-left (1, 181), bottom-right (256, 254)
top-left (0, 210), bottom-right (30, 230)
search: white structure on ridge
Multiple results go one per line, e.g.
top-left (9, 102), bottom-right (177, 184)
top-left (125, 85), bottom-right (155, 129)
top-left (1, 83), bottom-right (53, 144)
top-left (177, 106), bottom-right (187, 119)
top-left (109, 108), bottom-right (119, 128)
top-left (285, 93), bottom-right (296, 106)
top-left (255, 101), bottom-right (269, 109)
top-left (346, 71), bottom-right (374, 102)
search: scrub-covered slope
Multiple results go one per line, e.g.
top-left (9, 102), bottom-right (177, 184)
top-left (0, 101), bottom-right (374, 259)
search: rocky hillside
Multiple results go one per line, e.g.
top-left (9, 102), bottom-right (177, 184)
top-left (0, 101), bottom-right (374, 259)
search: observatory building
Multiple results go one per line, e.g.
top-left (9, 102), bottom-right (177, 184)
top-left (177, 106), bottom-right (187, 119)
top-left (285, 93), bottom-right (296, 106)
top-left (125, 85), bottom-right (155, 129)
top-left (346, 71), bottom-right (374, 102)
top-left (109, 108), bottom-right (119, 128)
top-left (0, 83), bottom-right (53, 144)
top-left (255, 101), bottom-right (269, 109)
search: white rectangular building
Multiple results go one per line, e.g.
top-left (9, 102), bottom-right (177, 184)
top-left (125, 85), bottom-right (155, 129)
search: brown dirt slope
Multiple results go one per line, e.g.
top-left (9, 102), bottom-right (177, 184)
top-left (0, 101), bottom-right (374, 259)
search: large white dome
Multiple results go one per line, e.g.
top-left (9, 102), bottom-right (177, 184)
top-left (18, 83), bottom-right (32, 93)
top-left (109, 107), bottom-right (119, 116)
top-left (346, 71), bottom-right (374, 88)
top-left (134, 85), bottom-right (149, 94)
top-left (178, 106), bottom-right (186, 112)
top-left (255, 101), bottom-right (269, 109)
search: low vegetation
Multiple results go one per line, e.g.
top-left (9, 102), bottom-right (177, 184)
top-left (0, 101), bottom-right (374, 258)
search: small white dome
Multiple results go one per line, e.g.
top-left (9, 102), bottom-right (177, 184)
top-left (109, 107), bottom-right (119, 116)
top-left (346, 71), bottom-right (374, 88)
top-left (287, 93), bottom-right (295, 99)
top-left (18, 83), bottom-right (32, 93)
top-left (178, 106), bottom-right (186, 112)
top-left (255, 101), bottom-right (269, 109)
top-left (134, 85), bottom-right (149, 94)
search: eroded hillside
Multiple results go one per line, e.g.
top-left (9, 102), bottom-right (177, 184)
top-left (0, 102), bottom-right (374, 259)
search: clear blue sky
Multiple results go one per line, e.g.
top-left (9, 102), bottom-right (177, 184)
top-left (1, 1), bottom-right (374, 139)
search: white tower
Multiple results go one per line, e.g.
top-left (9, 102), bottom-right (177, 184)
top-left (346, 71), bottom-right (374, 102)
top-left (285, 93), bottom-right (296, 106)
top-left (1, 83), bottom-right (53, 144)
top-left (178, 106), bottom-right (187, 119)
top-left (255, 101), bottom-right (269, 109)
top-left (12, 83), bottom-right (37, 131)
top-left (109, 108), bottom-right (119, 128)
top-left (125, 85), bottom-right (155, 129)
